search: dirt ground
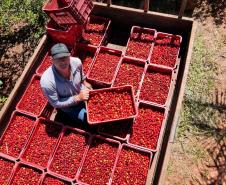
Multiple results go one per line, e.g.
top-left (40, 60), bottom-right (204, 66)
top-left (165, 1), bottom-right (226, 185)
top-left (0, 23), bottom-right (39, 109)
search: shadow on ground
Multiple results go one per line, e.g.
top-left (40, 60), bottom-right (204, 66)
top-left (193, 0), bottom-right (226, 25)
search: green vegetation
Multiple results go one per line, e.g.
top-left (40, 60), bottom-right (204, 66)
top-left (0, 0), bottom-right (47, 36)
top-left (0, 96), bottom-right (7, 104)
top-left (177, 34), bottom-right (222, 140)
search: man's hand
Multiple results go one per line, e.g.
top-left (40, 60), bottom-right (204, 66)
top-left (75, 89), bottom-right (89, 101)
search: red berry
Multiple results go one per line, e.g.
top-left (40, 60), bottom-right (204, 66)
top-left (0, 113), bottom-right (36, 157)
top-left (113, 60), bottom-right (145, 94)
top-left (129, 105), bottom-right (164, 150)
top-left (87, 89), bottom-right (135, 123)
top-left (78, 138), bottom-right (118, 185)
top-left (88, 50), bottom-right (121, 84)
top-left (49, 129), bottom-right (89, 179)
top-left (11, 165), bottom-right (42, 185)
top-left (17, 77), bottom-right (47, 116)
top-left (22, 120), bottom-right (62, 167)
top-left (112, 146), bottom-right (151, 185)
top-left (0, 157), bottom-right (14, 184)
top-left (139, 69), bottom-right (171, 105)
top-left (42, 175), bottom-right (70, 185)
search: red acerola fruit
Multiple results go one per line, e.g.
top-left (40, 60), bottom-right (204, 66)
top-left (0, 157), bottom-right (14, 184)
top-left (129, 105), bottom-right (164, 150)
top-left (78, 138), bottom-right (118, 185)
top-left (22, 120), bottom-right (62, 167)
top-left (139, 70), bottom-right (171, 105)
top-left (112, 146), bottom-right (150, 185)
top-left (49, 129), bottom-right (89, 179)
top-left (0, 114), bottom-right (36, 158)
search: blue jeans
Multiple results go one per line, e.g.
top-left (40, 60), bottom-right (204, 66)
top-left (60, 102), bottom-right (87, 122)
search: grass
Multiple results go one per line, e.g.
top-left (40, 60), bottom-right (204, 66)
top-left (177, 34), bottom-right (220, 139)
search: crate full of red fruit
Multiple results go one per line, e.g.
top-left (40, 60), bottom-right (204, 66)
top-left (149, 32), bottom-right (182, 69)
top-left (42, 0), bottom-right (94, 25)
top-left (80, 15), bottom-right (111, 47)
top-left (0, 111), bottom-right (37, 158)
top-left (138, 65), bottom-right (175, 107)
top-left (125, 26), bottom-right (156, 61)
top-left (87, 46), bottom-right (122, 87)
top-left (86, 85), bottom-right (138, 125)
top-left (16, 75), bottom-right (48, 117)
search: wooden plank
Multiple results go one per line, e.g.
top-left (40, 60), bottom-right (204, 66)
top-left (0, 35), bottom-right (47, 124)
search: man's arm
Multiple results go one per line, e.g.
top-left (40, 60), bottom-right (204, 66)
top-left (41, 81), bottom-right (79, 108)
top-left (41, 79), bottom-right (89, 109)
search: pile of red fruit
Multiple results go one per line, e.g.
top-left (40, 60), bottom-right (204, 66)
top-left (49, 129), bottom-right (88, 179)
top-left (150, 35), bottom-right (180, 68)
top-left (112, 146), bottom-right (150, 184)
top-left (113, 61), bottom-right (145, 93)
top-left (126, 31), bottom-right (154, 60)
top-left (87, 89), bottom-right (135, 123)
top-left (82, 32), bottom-right (103, 46)
top-left (10, 166), bottom-right (42, 185)
top-left (78, 138), bottom-right (118, 185)
top-left (16, 78), bottom-right (47, 116)
top-left (0, 114), bottom-right (35, 157)
top-left (22, 120), bottom-right (62, 167)
top-left (129, 105), bottom-right (164, 150)
top-left (42, 176), bottom-right (70, 185)
top-left (88, 51), bottom-right (121, 84)
top-left (0, 157), bottom-right (14, 184)
top-left (139, 69), bottom-right (171, 105)
top-left (81, 17), bottom-right (108, 46)
top-left (85, 19), bottom-right (106, 32)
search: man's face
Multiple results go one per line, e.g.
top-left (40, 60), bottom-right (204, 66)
top-left (52, 56), bottom-right (70, 71)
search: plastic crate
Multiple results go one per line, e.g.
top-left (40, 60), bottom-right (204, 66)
top-left (36, 52), bottom-right (51, 76)
top-left (80, 15), bottom-right (111, 47)
top-left (0, 155), bottom-right (16, 185)
top-left (86, 85), bottom-right (138, 125)
top-left (40, 172), bottom-right (73, 185)
top-left (46, 20), bottom-right (83, 48)
top-left (110, 143), bottom-right (153, 185)
top-left (127, 102), bottom-right (168, 152)
top-left (42, 0), bottom-right (94, 25)
top-left (149, 32), bottom-right (182, 69)
top-left (125, 26), bottom-right (156, 61)
top-left (72, 43), bottom-right (97, 75)
top-left (48, 127), bottom-right (91, 181)
top-left (16, 75), bottom-right (48, 117)
top-left (20, 118), bottom-right (63, 170)
top-left (0, 111), bottom-right (37, 159)
top-left (8, 162), bottom-right (44, 184)
top-left (77, 135), bottom-right (120, 185)
top-left (137, 64), bottom-right (175, 107)
top-left (112, 57), bottom-right (146, 97)
top-left (87, 46), bottom-right (122, 87)
top-left (97, 119), bottom-right (133, 142)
